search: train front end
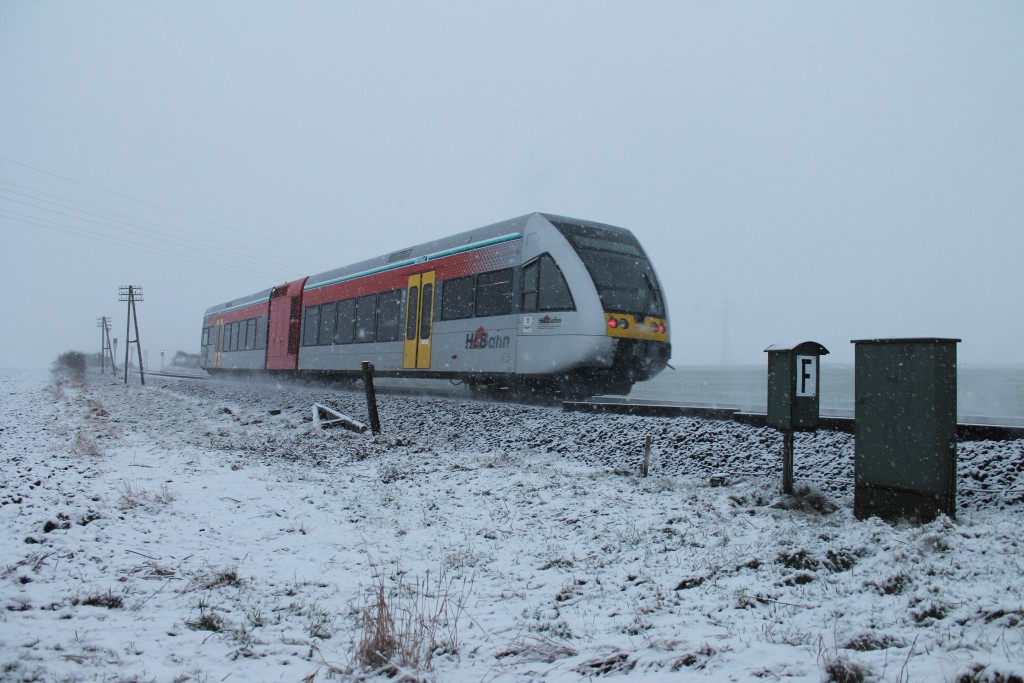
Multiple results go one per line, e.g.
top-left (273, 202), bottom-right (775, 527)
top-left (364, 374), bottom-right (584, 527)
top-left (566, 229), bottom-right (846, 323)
top-left (546, 216), bottom-right (671, 392)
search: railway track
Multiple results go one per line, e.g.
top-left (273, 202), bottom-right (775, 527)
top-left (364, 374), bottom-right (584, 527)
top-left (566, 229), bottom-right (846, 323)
top-left (563, 397), bottom-right (1024, 442)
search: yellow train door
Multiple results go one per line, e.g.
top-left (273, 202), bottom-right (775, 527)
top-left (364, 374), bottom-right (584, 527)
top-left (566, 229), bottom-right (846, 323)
top-left (403, 271), bottom-right (435, 369)
top-left (213, 319), bottom-right (224, 368)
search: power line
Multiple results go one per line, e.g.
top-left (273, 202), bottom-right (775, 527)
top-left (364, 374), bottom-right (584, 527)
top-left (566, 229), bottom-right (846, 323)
top-left (0, 93), bottom-right (346, 230)
top-left (0, 184), bottom-right (310, 274)
top-left (1, 194), bottom-right (288, 274)
top-left (0, 209), bottom-right (282, 280)
top-left (0, 154), bottom-right (328, 258)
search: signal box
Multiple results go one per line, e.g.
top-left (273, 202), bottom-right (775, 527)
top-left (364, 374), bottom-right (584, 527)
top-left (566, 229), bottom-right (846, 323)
top-left (765, 341), bottom-right (830, 431)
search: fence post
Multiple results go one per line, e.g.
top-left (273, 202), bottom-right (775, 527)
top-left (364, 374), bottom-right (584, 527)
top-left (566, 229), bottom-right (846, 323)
top-left (361, 361), bottom-right (381, 435)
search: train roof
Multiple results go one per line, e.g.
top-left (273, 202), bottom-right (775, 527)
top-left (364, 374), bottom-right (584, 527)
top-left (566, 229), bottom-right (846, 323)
top-left (203, 287), bottom-right (274, 318)
top-left (204, 212), bottom-right (636, 317)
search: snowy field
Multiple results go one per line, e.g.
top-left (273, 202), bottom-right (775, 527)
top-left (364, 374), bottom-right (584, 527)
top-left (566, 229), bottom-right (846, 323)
top-left (1, 367), bottom-right (1023, 683)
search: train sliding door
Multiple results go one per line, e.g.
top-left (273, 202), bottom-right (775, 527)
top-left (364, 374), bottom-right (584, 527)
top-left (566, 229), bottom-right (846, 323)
top-left (213, 319), bottom-right (224, 368)
top-left (403, 271), bottom-right (435, 369)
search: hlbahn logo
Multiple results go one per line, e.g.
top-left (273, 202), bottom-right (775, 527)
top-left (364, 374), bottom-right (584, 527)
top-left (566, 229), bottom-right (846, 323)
top-left (466, 327), bottom-right (510, 349)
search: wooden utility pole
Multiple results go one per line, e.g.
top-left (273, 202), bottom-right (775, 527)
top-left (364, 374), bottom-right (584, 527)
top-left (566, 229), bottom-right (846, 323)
top-left (97, 316), bottom-right (116, 374)
top-left (119, 286), bottom-right (145, 385)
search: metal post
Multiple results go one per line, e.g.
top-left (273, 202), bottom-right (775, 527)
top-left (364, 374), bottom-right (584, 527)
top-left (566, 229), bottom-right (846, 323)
top-left (782, 430), bottom-right (794, 495)
top-left (361, 361), bottom-right (381, 435)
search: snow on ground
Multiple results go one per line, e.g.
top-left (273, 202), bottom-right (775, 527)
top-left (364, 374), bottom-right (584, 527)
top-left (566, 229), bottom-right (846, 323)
top-left (1, 368), bottom-right (1022, 682)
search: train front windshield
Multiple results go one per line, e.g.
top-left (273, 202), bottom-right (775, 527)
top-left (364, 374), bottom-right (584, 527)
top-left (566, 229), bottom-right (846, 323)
top-left (551, 221), bottom-right (665, 319)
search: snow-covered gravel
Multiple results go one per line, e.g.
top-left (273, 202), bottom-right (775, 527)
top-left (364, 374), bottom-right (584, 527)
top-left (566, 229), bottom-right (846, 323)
top-left (1, 368), bottom-right (1022, 682)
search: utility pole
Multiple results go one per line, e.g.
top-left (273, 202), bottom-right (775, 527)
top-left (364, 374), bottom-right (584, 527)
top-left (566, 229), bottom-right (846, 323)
top-left (96, 316), bottom-right (116, 374)
top-left (119, 285), bottom-right (145, 385)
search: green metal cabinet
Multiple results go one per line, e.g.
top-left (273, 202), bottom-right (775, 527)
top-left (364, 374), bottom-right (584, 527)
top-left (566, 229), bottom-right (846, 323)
top-left (851, 338), bottom-right (960, 521)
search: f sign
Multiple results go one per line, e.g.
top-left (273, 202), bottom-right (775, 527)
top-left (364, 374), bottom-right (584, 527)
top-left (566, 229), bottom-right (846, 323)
top-left (796, 355), bottom-right (817, 397)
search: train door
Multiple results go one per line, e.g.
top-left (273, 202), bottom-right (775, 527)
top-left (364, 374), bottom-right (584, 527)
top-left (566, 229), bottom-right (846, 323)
top-left (266, 277), bottom-right (308, 370)
top-left (213, 319), bottom-right (224, 368)
top-left (403, 271), bottom-right (435, 369)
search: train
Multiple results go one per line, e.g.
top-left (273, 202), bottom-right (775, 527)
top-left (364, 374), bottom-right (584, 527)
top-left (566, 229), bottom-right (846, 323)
top-left (200, 213), bottom-right (671, 397)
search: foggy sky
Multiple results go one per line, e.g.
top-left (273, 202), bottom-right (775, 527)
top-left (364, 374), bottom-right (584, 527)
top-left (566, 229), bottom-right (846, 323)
top-left (2, 1), bottom-right (1022, 369)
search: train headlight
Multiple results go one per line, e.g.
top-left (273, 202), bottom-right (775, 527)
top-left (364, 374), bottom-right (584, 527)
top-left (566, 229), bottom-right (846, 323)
top-left (618, 318), bottom-right (629, 329)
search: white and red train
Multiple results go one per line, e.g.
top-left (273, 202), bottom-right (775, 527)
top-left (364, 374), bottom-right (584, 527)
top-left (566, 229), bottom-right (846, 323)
top-left (200, 213), bottom-right (670, 397)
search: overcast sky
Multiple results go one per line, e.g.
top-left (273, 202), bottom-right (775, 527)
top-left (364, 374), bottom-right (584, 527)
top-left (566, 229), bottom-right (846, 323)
top-left (2, 1), bottom-right (1021, 369)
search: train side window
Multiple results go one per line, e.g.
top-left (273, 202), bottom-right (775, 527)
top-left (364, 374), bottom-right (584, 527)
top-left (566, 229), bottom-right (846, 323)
top-left (354, 294), bottom-right (377, 343)
top-left (335, 299), bottom-right (356, 344)
top-left (229, 322), bottom-right (238, 351)
top-left (441, 275), bottom-right (475, 320)
top-left (223, 324), bottom-right (231, 352)
top-left (522, 255), bottom-right (574, 312)
top-left (319, 302), bottom-right (338, 346)
top-left (521, 261), bottom-right (540, 312)
top-left (475, 268), bottom-right (513, 317)
top-left (302, 306), bottom-right (320, 346)
top-left (255, 316), bottom-right (267, 350)
top-left (245, 318), bottom-right (256, 350)
top-left (376, 289), bottom-right (403, 342)
top-left (201, 327), bottom-right (210, 346)
top-left (539, 255), bottom-right (575, 311)
top-left (237, 322), bottom-right (245, 351)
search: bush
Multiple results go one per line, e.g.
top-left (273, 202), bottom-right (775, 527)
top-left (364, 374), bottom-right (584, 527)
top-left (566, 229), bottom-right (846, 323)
top-left (52, 351), bottom-right (87, 382)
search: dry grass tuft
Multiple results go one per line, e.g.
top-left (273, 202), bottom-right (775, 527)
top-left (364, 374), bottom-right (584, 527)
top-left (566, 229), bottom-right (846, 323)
top-left (118, 480), bottom-right (176, 509)
top-left (353, 569), bottom-right (469, 675)
top-left (75, 431), bottom-right (103, 457)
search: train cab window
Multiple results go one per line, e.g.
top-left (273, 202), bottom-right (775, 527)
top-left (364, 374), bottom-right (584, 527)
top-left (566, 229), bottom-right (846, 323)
top-left (552, 221), bottom-right (665, 318)
top-left (335, 299), bottom-right (356, 344)
top-left (441, 275), bottom-right (475, 320)
top-left (319, 302), bottom-right (338, 346)
top-left (202, 327), bottom-right (210, 346)
top-left (475, 268), bottom-right (514, 317)
top-left (376, 289), bottom-right (403, 342)
top-left (354, 294), bottom-right (377, 343)
top-left (302, 306), bottom-right (320, 346)
top-left (255, 316), bottom-right (267, 350)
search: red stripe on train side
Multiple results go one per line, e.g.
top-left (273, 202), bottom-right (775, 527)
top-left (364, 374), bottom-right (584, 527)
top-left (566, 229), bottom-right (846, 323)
top-left (303, 240), bottom-right (520, 306)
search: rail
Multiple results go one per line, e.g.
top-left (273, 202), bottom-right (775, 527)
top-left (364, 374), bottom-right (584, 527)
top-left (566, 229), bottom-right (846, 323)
top-left (563, 398), bottom-right (1024, 442)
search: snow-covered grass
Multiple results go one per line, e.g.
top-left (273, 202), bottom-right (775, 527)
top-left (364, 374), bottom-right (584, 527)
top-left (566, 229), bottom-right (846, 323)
top-left (1, 368), bottom-right (1022, 682)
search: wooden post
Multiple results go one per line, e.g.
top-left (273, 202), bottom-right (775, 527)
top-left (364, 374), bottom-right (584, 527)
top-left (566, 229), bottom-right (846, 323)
top-left (641, 435), bottom-right (652, 477)
top-left (782, 430), bottom-right (794, 495)
top-left (361, 361), bottom-right (381, 435)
